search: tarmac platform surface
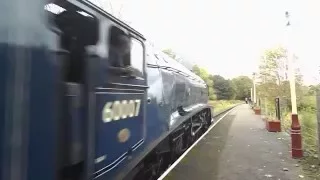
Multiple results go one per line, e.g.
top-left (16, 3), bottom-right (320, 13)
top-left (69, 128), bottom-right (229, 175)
top-left (163, 104), bottom-right (304, 180)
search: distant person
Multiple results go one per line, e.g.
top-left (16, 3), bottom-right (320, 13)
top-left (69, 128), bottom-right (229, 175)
top-left (245, 97), bottom-right (248, 104)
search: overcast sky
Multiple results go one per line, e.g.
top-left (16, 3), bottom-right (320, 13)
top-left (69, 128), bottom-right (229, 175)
top-left (90, 0), bottom-right (320, 85)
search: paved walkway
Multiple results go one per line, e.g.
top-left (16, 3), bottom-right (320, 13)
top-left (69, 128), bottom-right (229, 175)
top-left (164, 104), bottom-right (305, 180)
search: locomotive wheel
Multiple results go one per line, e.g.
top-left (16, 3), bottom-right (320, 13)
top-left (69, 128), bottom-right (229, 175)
top-left (184, 127), bottom-right (193, 149)
top-left (202, 110), bottom-right (211, 131)
top-left (174, 136), bottom-right (184, 156)
top-left (134, 153), bottom-right (165, 180)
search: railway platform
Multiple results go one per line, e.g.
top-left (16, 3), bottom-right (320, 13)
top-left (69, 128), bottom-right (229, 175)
top-left (160, 104), bottom-right (304, 180)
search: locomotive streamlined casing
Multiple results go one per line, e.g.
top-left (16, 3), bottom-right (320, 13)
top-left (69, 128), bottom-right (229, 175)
top-left (145, 45), bottom-right (209, 129)
top-left (153, 51), bottom-right (209, 129)
top-left (111, 44), bottom-right (211, 180)
top-left (89, 40), bottom-right (211, 179)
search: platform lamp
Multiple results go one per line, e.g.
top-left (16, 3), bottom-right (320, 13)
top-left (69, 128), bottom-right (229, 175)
top-left (252, 72), bottom-right (257, 105)
top-left (285, 11), bottom-right (303, 158)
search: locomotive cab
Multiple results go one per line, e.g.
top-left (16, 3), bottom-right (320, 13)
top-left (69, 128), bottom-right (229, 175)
top-left (46, 1), bottom-right (147, 179)
top-left (47, 2), bottom-right (98, 179)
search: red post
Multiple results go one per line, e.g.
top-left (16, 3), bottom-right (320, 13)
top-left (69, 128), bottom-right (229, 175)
top-left (291, 114), bottom-right (303, 158)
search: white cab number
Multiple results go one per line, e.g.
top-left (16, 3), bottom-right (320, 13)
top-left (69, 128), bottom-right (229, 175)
top-left (102, 99), bottom-right (141, 123)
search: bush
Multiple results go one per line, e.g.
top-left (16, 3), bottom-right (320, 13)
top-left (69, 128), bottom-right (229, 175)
top-left (299, 109), bottom-right (318, 154)
top-left (298, 96), bottom-right (316, 112)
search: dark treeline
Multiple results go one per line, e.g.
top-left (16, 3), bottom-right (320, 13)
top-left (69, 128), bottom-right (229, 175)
top-left (192, 65), bottom-right (253, 101)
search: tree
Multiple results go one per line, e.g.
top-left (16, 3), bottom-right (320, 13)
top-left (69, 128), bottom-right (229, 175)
top-left (192, 65), bottom-right (216, 100)
top-left (258, 47), bottom-right (287, 84)
top-left (192, 65), bottom-right (201, 75)
top-left (162, 48), bottom-right (177, 60)
top-left (212, 75), bottom-right (235, 100)
top-left (256, 46), bottom-right (305, 114)
top-left (231, 76), bottom-right (252, 100)
top-left (306, 85), bottom-right (320, 96)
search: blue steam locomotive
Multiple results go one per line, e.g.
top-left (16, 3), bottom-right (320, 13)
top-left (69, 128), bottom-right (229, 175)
top-left (0, 0), bottom-right (212, 180)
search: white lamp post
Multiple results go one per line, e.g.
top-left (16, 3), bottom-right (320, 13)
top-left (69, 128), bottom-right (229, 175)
top-left (286, 12), bottom-right (297, 115)
top-left (285, 11), bottom-right (303, 158)
top-left (253, 72), bottom-right (257, 104)
top-left (250, 88), bottom-right (253, 102)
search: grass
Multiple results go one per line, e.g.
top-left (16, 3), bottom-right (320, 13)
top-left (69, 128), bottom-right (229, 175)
top-left (299, 155), bottom-right (320, 179)
top-left (287, 109), bottom-right (320, 180)
top-left (209, 100), bottom-right (242, 114)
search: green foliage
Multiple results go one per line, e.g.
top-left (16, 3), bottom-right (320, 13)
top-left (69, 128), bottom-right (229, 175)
top-left (163, 48), bottom-right (252, 102)
top-left (192, 65), bottom-right (201, 75)
top-left (162, 48), bottom-right (177, 60)
top-left (257, 46), bottom-right (304, 109)
top-left (209, 100), bottom-right (241, 113)
top-left (298, 96), bottom-right (316, 112)
top-left (307, 85), bottom-right (320, 96)
top-left (258, 47), bottom-right (286, 83)
top-left (212, 75), bottom-right (235, 100)
top-left (192, 65), bottom-right (216, 100)
top-left (192, 65), bottom-right (252, 101)
top-left (256, 47), bottom-right (306, 106)
top-left (231, 76), bottom-right (252, 100)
